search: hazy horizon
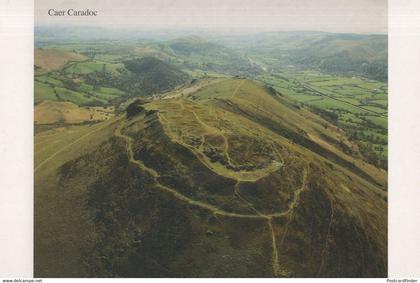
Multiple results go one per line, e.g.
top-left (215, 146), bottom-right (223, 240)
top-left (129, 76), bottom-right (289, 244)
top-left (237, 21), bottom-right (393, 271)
top-left (35, 25), bottom-right (388, 37)
top-left (36, 0), bottom-right (387, 34)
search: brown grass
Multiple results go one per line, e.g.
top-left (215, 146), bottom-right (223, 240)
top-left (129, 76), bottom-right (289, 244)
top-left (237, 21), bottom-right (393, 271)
top-left (35, 48), bottom-right (87, 74)
top-left (35, 101), bottom-right (114, 125)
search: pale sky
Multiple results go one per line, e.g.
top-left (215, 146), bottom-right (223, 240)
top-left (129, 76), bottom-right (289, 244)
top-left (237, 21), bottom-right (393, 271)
top-left (36, 0), bottom-right (387, 34)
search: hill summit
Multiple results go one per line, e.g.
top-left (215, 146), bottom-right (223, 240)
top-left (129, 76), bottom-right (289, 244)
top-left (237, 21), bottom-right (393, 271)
top-left (35, 79), bottom-right (387, 277)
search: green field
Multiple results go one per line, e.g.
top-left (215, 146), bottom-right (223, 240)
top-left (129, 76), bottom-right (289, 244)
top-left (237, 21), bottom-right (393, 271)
top-left (55, 87), bottom-right (97, 105)
top-left (34, 39), bottom-right (388, 170)
top-left (35, 81), bottom-right (57, 103)
top-left (35, 67), bottom-right (127, 106)
top-left (35, 75), bottom-right (64, 87)
top-left (64, 61), bottom-right (123, 75)
top-left (257, 70), bottom-right (388, 169)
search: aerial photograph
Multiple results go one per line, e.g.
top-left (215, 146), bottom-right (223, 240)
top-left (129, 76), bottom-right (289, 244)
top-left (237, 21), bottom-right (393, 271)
top-left (34, 0), bottom-right (388, 277)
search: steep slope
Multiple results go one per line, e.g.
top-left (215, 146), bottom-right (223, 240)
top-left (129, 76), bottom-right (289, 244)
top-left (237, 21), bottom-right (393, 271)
top-left (35, 79), bottom-right (387, 277)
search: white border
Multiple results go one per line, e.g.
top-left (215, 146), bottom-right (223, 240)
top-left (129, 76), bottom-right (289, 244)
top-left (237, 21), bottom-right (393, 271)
top-left (0, 0), bottom-right (34, 278)
top-left (389, 0), bottom-right (420, 277)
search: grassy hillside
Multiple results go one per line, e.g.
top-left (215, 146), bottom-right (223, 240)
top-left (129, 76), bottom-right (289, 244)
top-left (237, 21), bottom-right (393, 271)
top-left (34, 48), bottom-right (189, 108)
top-left (35, 101), bottom-right (114, 125)
top-left (33, 50), bottom-right (193, 145)
top-left (81, 56), bottom-right (190, 97)
top-left (257, 70), bottom-right (388, 169)
top-left (35, 49), bottom-right (128, 106)
top-left (35, 79), bottom-right (386, 277)
top-left (35, 48), bottom-right (87, 75)
top-left (164, 36), bottom-right (262, 77)
top-left (123, 57), bottom-right (189, 93)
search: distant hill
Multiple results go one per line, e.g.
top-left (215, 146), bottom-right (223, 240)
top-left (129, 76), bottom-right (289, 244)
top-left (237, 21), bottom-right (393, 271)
top-left (84, 57), bottom-right (189, 96)
top-left (33, 52), bottom-right (190, 109)
top-left (164, 36), bottom-right (263, 76)
top-left (35, 78), bottom-right (387, 277)
top-left (221, 32), bottom-right (388, 81)
top-left (168, 35), bottom-right (218, 55)
top-left (34, 29), bottom-right (387, 81)
top-left (291, 34), bottom-right (387, 81)
top-left (123, 57), bottom-right (189, 93)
